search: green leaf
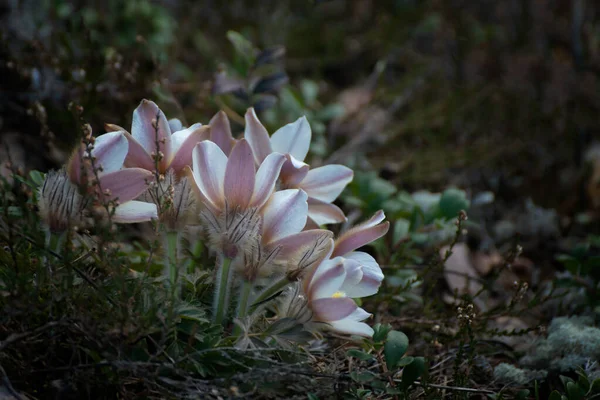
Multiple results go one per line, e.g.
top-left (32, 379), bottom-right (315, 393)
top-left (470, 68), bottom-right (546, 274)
top-left (548, 391), bottom-right (563, 400)
top-left (401, 357), bottom-right (426, 390)
top-left (384, 330), bottom-right (409, 370)
top-left (566, 381), bottom-right (584, 400)
top-left (307, 393), bottom-right (319, 400)
top-left (590, 378), bottom-right (600, 394)
top-left (393, 219), bottom-right (411, 245)
top-left (438, 188), bottom-right (469, 220)
top-left (372, 323), bottom-right (392, 343)
top-left (346, 349), bottom-right (374, 361)
top-left (350, 371), bottom-right (376, 383)
top-left (397, 356), bottom-right (414, 367)
top-left (516, 390), bottom-right (530, 400)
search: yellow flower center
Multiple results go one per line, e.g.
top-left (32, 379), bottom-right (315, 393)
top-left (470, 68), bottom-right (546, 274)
top-left (331, 291), bottom-right (346, 298)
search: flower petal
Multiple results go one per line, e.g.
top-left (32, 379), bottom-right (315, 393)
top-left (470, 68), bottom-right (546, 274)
top-left (224, 139), bottom-right (256, 209)
top-left (123, 131), bottom-right (155, 171)
top-left (169, 124), bottom-right (210, 173)
top-left (327, 308), bottom-right (373, 337)
top-left (92, 131), bottom-right (129, 174)
top-left (209, 111), bottom-right (236, 156)
top-left (261, 189), bottom-right (308, 244)
top-left (306, 198), bottom-right (347, 226)
top-left (300, 164), bottom-right (353, 203)
top-left (311, 297), bottom-right (357, 322)
top-left (269, 229), bottom-right (333, 260)
top-left (244, 108), bottom-right (272, 164)
top-left (168, 118), bottom-right (183, 132)
top-left (131, 99), bottom-right (172, 166)
top-left (270, 116), bottom-right (311, 162)
top-left (98, 168), bottom-right (153, 202)
top-left (191, 141), bottom-right (227, 210)
top-left (250, 152), bottom-right (285, 208)
top-left (112, 201), bottom-right (158, 223)
top-left (280, 154), bottom-right (310, 186)
top-left (332, 211), bottom-right (390, 257)
top-left (342, 252), bottom-right (383, 298)
top-left (310, 258), bottom-right (346, 299)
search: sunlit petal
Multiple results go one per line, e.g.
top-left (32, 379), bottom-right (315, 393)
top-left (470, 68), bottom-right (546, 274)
top-left (244, 108), bottom-right (272, 164)
top-left (112, 201), bottom-right (158, 223)
top-left (224, 139), bottom-right (256, 209)
top-left (270, 116), bottom-right (311, 162)
top-left (191, 141), bottom-right (227, 210)
top-left (250, 152), bottom-right (286, 208)
top-left (169, 124), bottom-right (210, 173)
top-left (262, 189), bottom-right (308, 244)
top-left (327, 308), bottom-right (374, 337)
top-left (341, 253), bottom-right (383, 298)
top-left (300, 164), bottom-right (353, 203)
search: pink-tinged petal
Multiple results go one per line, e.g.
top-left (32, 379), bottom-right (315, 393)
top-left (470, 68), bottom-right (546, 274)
top-left (191, 141), bottom-right (227, 210)
top-left (169, 124), bottom-right (210, 173)
top-left (327, 308), bottom-right (373, 337)
top-left (306, 198), bottom-right (347, 226)
top-left (310, 259), bottom-right (346, 299)
top-left (311, 297), bottom-right (357, 322)
top-left (300, 165), bottom-right (353, 203)
top-left (224, 139), bottom-right (256, 209)
top-left (345, 252), bottom-right (384, 282)
top-left (262, 189), bottom-right (308, 244)
top-left (280, 154), bottom-right (310, 187)
top-left (269, 229), bottom-right (333, 259)
top-left (250, 152), bottom-right (285, 208)
top-left (270, 116), bottom-right (311, 162)
top-left (104, 123), bottom-right (127, 132)
top-left (92, 131), bottom-right (129, 174)
top-left (244, 108), bottom-right (272, 164)
top-left (168, 118), bottom-right (183, 132)
top-left (98, 168), bottom-right (153, 202)
top-left (67, 146), bottom-right (84, 183)
top-left (299, 238), bottom-right (335, 287)
top-left (112, 201), bottom-right (158, 223)
top-left (123, 132), bottom-right (155, 171)
top-left (342, 258), bottom-right (363, 287)
top-left (332, 211), bottom-right (390, 258)
top-left (184, 166), bottom-right (217, 214)
top-left (131, 99), bottom-right (172, 165)
top-left (210, 111), bottom-right (235, 156)
top-left (341, 253), bottom-right (383, 298)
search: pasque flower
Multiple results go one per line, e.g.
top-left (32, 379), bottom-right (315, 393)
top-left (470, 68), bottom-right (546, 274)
top-left (67, 129), bottom-right (157, 223)
top-left (38, 169), bottom-right (84, 232)
top-left (106, 99), bottom-right (210, 175)
top-left (293, 210), bottom-right (389, 337)
top-left (187, 138), bottom-right (286, 258)
top-left (244, 109), bottom-right (353, 227)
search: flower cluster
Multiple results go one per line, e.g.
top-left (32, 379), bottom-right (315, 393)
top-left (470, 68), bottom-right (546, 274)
top-left (38, 99), bottom-right (389, 338)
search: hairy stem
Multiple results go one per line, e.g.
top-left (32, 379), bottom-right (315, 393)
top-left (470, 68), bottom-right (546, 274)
top-left (213, 256), bottom-right (233, 325)
top-left (233, 280), bottom-right (253, 335)
top-left (250, 277), bottom-right (290, 313)
top-left (163, 230), bottom-right (180, 295)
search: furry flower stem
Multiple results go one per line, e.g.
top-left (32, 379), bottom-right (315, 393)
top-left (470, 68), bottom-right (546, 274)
top-left (233, 280), bottom-right (253, 335)
top-left (250, 277), bottom-right (290, 313)
top-left (213, 256), bottom-right (233, 325)
top-left (163, 230), bottom-right (180, 295)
